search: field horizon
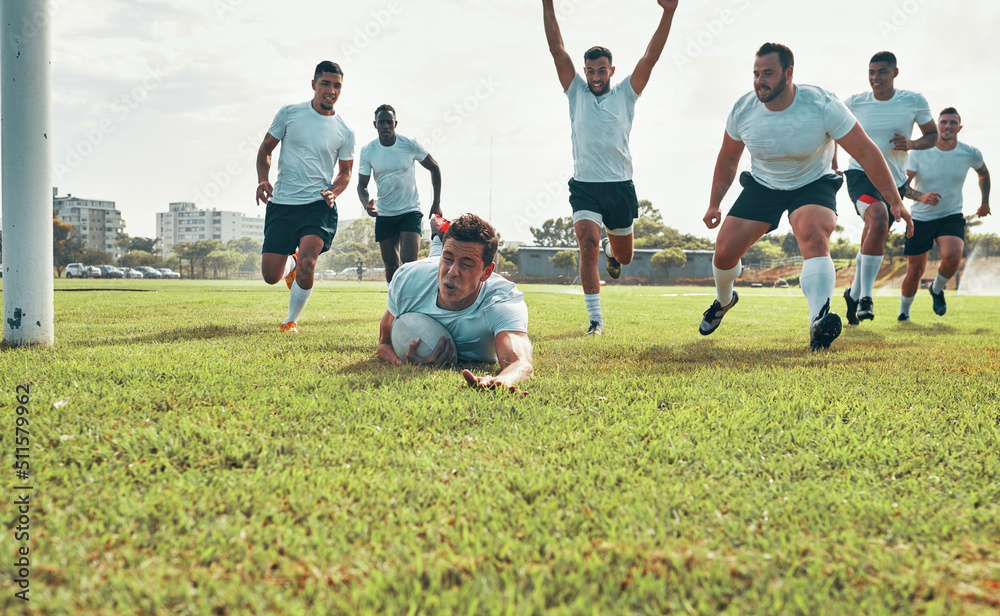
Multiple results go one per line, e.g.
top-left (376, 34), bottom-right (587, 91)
top-left (2, 280), bottom-right (998, 615)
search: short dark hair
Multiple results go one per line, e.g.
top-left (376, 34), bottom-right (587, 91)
top-left (444, 214), bottom-right (499, 266)
top-left (374, 104), bottom-right (396, 118)
top-left (756, 43), bottom-right (794, 71)
top-left (870, 51), bottom-right (897, 67)
top-left (940, 107), bottom-right (961, 122)
top-left (584, 46), bottom-right (613, 65)
top-left (314, 61), bottom-right (343, 80)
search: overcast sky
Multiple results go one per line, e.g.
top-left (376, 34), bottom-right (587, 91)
top-left (4, 0), bottom-right (998, 245)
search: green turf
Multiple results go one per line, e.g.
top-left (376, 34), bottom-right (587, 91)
top-left (1, 280), bottom-right (998, 615)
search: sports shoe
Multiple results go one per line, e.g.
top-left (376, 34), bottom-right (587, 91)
top-left (602, 238), bottom-right (621, 280)
top-left (280, 321), bottom-right (298, 333)
top-left (430, 214), bottom-right (451, 241)
top-left (843, 289), bottom-right (859, 325)
top-left (856, 296), bottom-right (875, 321)
top-left (929, 286), bottom-right (947, 316)
top-left (699, 292), bottom-right (739, 336)
top-left (897, 313), bottom-right (909, 322)
top-left (284, 249), bottom-right (299, 290)
top-left (586, 321), bottom-right (604, 336)
top-left (809, 299), bottom-right (842, 351)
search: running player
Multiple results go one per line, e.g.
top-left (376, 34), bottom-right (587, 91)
top-left (357, 104), bottom-right (443, 283)
top-left (542, 0), bottom-right (679, 335)
top-left (839, 51), bottom-right (937, 323)
top-left (700, 43), bottom-right (913, 350)
top-left (255, 61), bottom-right (355, 333)
top-left (898, 108), bottom-right (990, 320)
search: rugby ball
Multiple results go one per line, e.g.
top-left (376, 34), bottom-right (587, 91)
top-left (391, 312), bottom-right (458, 364)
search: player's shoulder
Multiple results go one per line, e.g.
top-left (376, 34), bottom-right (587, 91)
top-left (797, 84), bottom-right (842, 104)
top-left (729, 91), bottom-right (760, 115)
top-left (481, 273), bottom-right (524, 305)
top-left (844, 90), bottom-right (871, 106)
top-left (360, 138), bottom-right (379, 154)
top-left (894, 88), bottom-right (928, 102)
top-left (957, 141), bottom-right (983, 159)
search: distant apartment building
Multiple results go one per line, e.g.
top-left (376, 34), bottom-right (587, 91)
top-left (157, 202), bottom-right (265, 257)
top-left (52, 188), bottom-right (126, 259)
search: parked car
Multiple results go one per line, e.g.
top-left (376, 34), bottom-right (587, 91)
top-left (124, 268), bottom-right (144, 279)
top-left (88, 265), bottom-right (101, 277)
top-left (157, 267), bottom-right (181, 279)
top-left (97, 265), bottom-right (123, 279)
top-left (65, 263), bottom-right (91, 278)
top-left (138, 266), bottom-right (162, 279)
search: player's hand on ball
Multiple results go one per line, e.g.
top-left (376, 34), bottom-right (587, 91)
top-left (461, 370), bottom-right (528, 395)
top-left (256, 181), bottom-right (273, 205)
top-left (320, 189), bottom-right (336, 208)
top-left (406, 336), bottom-right (454, 366)
top-left (365, 199), bottom-right (379, 218)
top-left (919, 191), bottom-right (941, 206)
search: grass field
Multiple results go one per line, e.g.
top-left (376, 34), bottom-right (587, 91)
top-left (2, 279), bottom-right (998, 615)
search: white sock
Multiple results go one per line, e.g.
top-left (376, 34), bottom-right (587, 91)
top-left (584, 293), bottom-right (602, 325)
top-left (604, 240), bottom-right (615, 260)
top-left (285, 280), bottom-right (312, 324)
top-left (899, 294), bottom-right (915, 317)
top-left (713, 260), bottom-right (742, 306)
top-left (931, 273), bottom-right (950, 294)
top-left (428, 236), bottom-right (443, 258)
top-left (857, 254), bottom-right (884, 299)
top-left (849, 250), bottom-right (863, 300)
top-left (283, 254), bottom-right (296, 278)
top-left (800, 256), bottom-right (836, 320)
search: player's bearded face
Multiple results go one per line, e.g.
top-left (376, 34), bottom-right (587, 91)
top-left (755, 73), bottom-right (787, 103)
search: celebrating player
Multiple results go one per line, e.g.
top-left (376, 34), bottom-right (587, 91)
top-left (255, 61), bottom-right (355, 334)
top-left (357, 104), bottom-right (443, 283)
top-left (376, 214), bottom-right (534, 393)
top-left (839, 51), bottom-right (937, 324)
top-left (541, 0), bottom-right (679, 336)
top-left (700, 43), bottom-right (913, 350)
top-left (898, 108), bottom-right (990, 320)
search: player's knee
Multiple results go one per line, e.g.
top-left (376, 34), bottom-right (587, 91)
top-left (297, 256), bottom-right (318, 277)
top-left (616, 250), bottom-right (633, 265)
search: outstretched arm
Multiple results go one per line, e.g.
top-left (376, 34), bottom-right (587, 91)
top-left (837, 123), bottom-right (913, 237)
top-left (419, 153), bottom-right (443, 217)
top-left (462, 331), bottom-right (534, 394)
top-left (542, 0), bottom-right (576, 91)
top-left (976, 163), bottom-right (991, 218)
top-left (703, 132), bottom-right (744, 229)
top-left (630, 0), bottom-right (679, 95)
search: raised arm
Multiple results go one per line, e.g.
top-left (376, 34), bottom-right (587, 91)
top-left (891, 119), bottom-right (938, 152)
top-left (462, 331), bottom-right (534, 394)
top-left (703, 132), bottom-right (745, 229)
top-left (419, 153), bottom-right (443, 217)
top-left (542, 0), bottom-right (576, 92)
top-left (255, 133), bottom-right (280, 205)
top-left (837, 123), bottom-right (913, 236)
top-left (630, 0), bottom-right (679, 95)
top-left (976, 163), bottom-right (990, 218)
